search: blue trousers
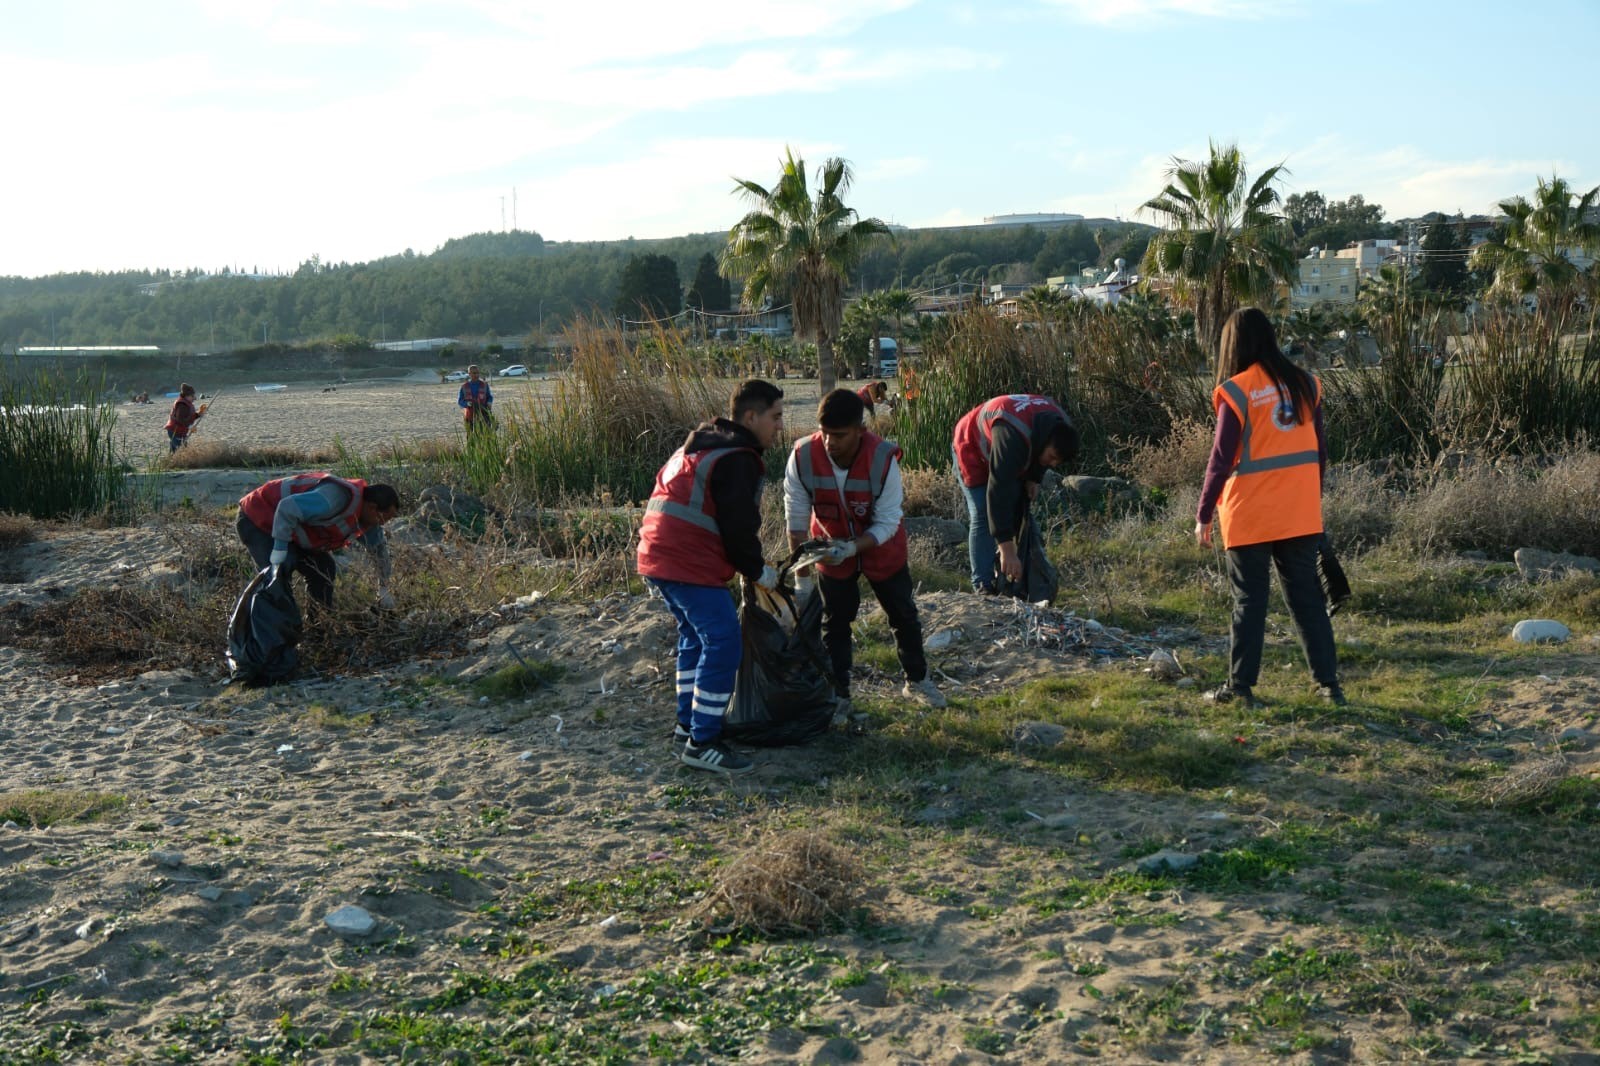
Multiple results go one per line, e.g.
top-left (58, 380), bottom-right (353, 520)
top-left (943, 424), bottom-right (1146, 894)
top-left (648, 578), bottom-right (741, 745)
top-left (957, 462), bottom-right (998, 593)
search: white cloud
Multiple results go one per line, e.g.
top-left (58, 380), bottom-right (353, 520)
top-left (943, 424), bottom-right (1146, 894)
top-left (1039, 0), bottom-right (1294, 27)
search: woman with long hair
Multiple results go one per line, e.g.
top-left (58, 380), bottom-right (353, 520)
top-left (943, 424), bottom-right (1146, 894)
top-left (1195, 307), bottom-right (1344, 707)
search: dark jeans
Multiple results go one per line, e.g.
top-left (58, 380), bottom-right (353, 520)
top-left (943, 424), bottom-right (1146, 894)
top-left (236, 512), bottom-right (337, 610)
top-left (168, 430), bottom-right (188, 453)
top-left (818, 564), bottom-right (927, 698)
top-left (1225, 534), bottom-right (1339, 690)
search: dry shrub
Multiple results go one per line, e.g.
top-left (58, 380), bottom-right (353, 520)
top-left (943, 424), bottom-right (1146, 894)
top-left (1392, 448), bottom-right (1600, 557)
top-left (0, 586), bottom-right (223, 681)
top-left (375, 435), bottom-right (462, 465)
top-left (700, 830), bottom-right (863, 936)
top-left (1323, 464), bottom-right (1402, 551)
top-left (1480, 755), bottom-right (1571, 809)
top-left (900, 464), bottom-right (962, 519)
top-left (0, 512), bottom-right (36, 550)
top-left (1115, 417), bottom-right (1214, 493)
top-left (163, 439), bottom-right (338, 470)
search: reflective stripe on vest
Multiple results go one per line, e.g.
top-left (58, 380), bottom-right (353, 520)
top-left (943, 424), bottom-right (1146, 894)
top-left (796, 435), bottom-right (898, 525)
top-left (644, 447), bottom-right (744, 533)
top-left (284, 473), bottom-right (365, 549)
top-left (1217, 380), bottom-right (1320, 478)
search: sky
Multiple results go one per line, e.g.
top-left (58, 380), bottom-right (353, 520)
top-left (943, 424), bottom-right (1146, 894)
top-left (4, 0), bottom-right (1597, 279)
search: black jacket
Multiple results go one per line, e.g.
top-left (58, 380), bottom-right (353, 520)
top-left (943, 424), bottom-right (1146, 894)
top-left (683, 418), bottom-right (767, 581)
top-left (986, 409), bottom-right (1069, 543)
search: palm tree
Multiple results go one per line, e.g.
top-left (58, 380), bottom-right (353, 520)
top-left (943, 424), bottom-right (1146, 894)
top-left (881, 287), bottom-right (917, 353)
top-left (1471, 174), bottom-right (1600, 318)
top-left (1141, 141), bottom-right (1298, 356)
top-left (722, 149), bottom-right (891, 391)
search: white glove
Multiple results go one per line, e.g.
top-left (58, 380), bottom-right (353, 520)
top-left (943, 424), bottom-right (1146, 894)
top-left (376, 588), bottom-right (396, 610)
top-left (756, 564), bottom-right (779, 590)
top-left (269, 547), bottom-right (289, 566)
top-left (823, 539), bottom-right (858, 564)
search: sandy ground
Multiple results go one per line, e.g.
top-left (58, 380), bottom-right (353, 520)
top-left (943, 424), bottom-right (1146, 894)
top-left (119, 373), bottom-right (829, 466)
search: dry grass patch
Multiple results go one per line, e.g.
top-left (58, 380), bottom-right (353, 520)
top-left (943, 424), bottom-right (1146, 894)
top-left (1394, 448), bottom-right (1600, 557)
top-left (900, 464), bottom-right (962, 519)
top-left (1116, 416), bottom-right (1214, 493)
top-left (701, 831), bottom-right (864, 936)
top-left (0, 512), bottom-right (36, 550)
top-left (161, 439), bottom-right (338, 470)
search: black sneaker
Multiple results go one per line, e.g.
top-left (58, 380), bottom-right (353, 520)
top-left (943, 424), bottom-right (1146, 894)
top-left (670, 724), bottom-right (691, 750)
top-left (1316, 684), bottom-right (1348, 706)
top-left (680, 740), bottom-right (755, 776)
top-left (1205, 684), bottom-right (1261, 710)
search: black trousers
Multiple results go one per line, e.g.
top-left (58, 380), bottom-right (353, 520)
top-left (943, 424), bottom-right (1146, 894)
top-left (236, 512), bottom-right (337, 610)
top-left (1225, 533), bottom-right (1339, 690)
top-left (817, 564), bottom-right (927, 697)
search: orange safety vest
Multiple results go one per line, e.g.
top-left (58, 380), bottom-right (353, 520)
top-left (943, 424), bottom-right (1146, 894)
top-left (793, 431), bottom-right (908, 582)
top-left (636, 446), bottom-right (761, 586)
top-left (951, 394), bottom-right (1064, 488)
top-left (1213, 365), bottom-right (1323, 549)
top-left (238, 473), bottom-right (372, 552)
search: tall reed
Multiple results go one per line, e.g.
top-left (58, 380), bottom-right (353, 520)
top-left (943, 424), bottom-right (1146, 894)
top-left (1320, 295), bottom-right (1450, 463)
top-left (0, 365), bottom-right (126, 518)
top-left (473, 321), bottom-right (724, 505)
top-left (895, 304), bottom-right (1207, 473)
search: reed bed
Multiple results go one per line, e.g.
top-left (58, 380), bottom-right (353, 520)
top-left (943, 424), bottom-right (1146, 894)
top-left (0, 366), bottom-right (126, 519)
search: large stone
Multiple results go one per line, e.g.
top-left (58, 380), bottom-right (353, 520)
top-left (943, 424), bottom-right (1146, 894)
top-left (1013, 721), bottom-right (1067, 750)
top-left (1511, 619), bottom-right (1571, 644)
top-left (1515, 548), bottom-right (1600, 583)
top-left (417, 485), bottom-right (493, 527)
top-left (1059, 475), bottom-right (1140, 509)
top-left (904, 517), bottom-right (968, 547)
top-left (324, 904), bottom-right (377, 937)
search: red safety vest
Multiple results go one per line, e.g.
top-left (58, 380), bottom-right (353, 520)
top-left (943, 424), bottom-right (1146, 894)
top-left (636, 446), bottom-right (761, 586)
top-left (793, 431), bottom-right (908, 582)
top-left (460, 379), bottom-right (491, 421)
top-left (952, 394), bottom-right (1064, 487)
top-left (856, 385), bottom-right (878, 409)
top-left (165, 397), bottom-right (198, 436)
top-left (1212, 364), bottom-right (1324, 549)
top-left (238, 473), bottom-right (371, 553)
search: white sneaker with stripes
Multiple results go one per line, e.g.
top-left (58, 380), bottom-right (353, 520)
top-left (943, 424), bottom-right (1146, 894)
top-left (680, 740), bottom-right (755, 776)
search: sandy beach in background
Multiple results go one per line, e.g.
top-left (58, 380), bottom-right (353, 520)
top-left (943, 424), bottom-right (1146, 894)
top-left (119, 373), bottom-right (827, 465)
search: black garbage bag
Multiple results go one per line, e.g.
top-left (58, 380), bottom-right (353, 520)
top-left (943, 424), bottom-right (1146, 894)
top-left (722, 577), bottom-right (838, 748)
top-left (1318, 535), bottom-right (1352, 617)
top-left (226, 564), bottom-right (303, 686)
top-left (997, 511), bottom-right (1059, 604)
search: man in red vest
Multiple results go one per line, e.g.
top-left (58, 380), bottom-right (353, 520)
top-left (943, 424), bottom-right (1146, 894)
top-left (786, 388), bottom-right (946, 710)
top-left (951, 394), bottom-right (1079, 593)
top-left (237, 473), bottom-right (402, 612)
top-left (856, 380), bottom-right (889, 418)
top-left (637, 380), bottom-right (784, 776)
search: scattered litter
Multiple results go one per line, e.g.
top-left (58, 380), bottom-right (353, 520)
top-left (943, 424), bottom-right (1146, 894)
top-left (597, 914), bottom-right (620, 928)
top-left (151, 850), bottom-right (184, 868)
top-left (103, 726), bottom-right (124, 735)
top-left (74, 918), bottom-right (101, 940)
top-left (1023, 810), bottom-right (1044, 821)
top-left (518, 751), bottom-right (534, 762)
top-left (925, 628), bottom-right (962, 650)
top-left (514, 591), bottom-right (544, 607)
top-left (549, 715), bottom-right (564, 734)
top-left (1145, 649), bottom-right (1184, 681)
top-left (275, 744), bottom-right (294, 754)
top-left (646, 851), bottom-right (669, 861)
top-left (597, 983), bottom-right (618, 998)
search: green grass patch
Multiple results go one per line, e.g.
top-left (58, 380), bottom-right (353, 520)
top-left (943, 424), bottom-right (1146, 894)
top-left (0, 789), bottom-right (126, 828)
top-left (471, 659), bottom-right (566, 700)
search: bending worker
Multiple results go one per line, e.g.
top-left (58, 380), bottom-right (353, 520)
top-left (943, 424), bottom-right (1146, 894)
top-left (1195, 307), bottom-right (1344, 707)
top-left (951, 394), bottom-right (1079, 593)
top-left (458, 365), bottom-right (494, 431)
top-left (856, 380), bottom-right (889, 419)
top-left (637, 380), bottom-right (785, 777)
top-left (786, 388), bottom-right (946, 711)
top-left (164, 384), bottom-right (205, 453)
top-left (237, 472), bottom-right (402, 612)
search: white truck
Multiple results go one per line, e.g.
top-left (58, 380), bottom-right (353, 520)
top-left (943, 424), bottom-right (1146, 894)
top-left (872, 336), bottom-right (899, 376)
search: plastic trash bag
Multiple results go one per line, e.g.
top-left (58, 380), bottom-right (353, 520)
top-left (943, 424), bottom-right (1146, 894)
top-left (1318, 535), bottom-right (1351, 617)
top-left (226, 564), bottom-right (303, 685)
top-left (997, 511), bottom-right (1059, 605)
top-left (722, 545), bottom-right (839, 747)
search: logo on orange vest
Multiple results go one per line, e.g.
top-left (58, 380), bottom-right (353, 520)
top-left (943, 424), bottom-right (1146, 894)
top-left (1270, 402), bottom-right (1296, 431)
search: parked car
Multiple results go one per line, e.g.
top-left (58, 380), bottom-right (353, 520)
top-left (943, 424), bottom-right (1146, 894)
top-left (444, 370), bottom-right (469, 382)
top-left (497, 364), bottom-right (529, 377)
